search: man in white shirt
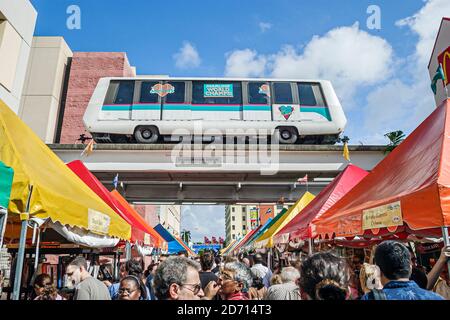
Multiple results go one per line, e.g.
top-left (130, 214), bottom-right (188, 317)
top-left (250, 254), bottom-right (272, 288)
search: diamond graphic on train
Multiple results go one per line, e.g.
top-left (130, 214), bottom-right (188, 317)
top-left (279, 105), bottom-right (294, 120)
top-left (150, 83), bottom-right (175, 97)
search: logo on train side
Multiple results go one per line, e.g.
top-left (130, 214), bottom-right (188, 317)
top-left (150, 83), bottom-right (175, 97)
top-left (279, 105), bottom-right (294, 120)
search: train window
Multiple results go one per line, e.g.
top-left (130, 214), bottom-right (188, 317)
top-left (192, 81), bottom-right (242, 104)
top-left (248, 82), bottom-right (270, 104)
top-left (273, 82), bottom-right (293, 104)
top-left (297, 83), bottom-right (325, 106)
top-left (113, 81), bottom-right (134, 104)
top-left (165, 82), bottom-right (186, 103)
top-left (140, 81), bottom-right (160, 103)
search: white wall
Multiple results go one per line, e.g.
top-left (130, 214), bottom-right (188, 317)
top-left (20, 37), bottom-right (73, 143)
top-left (429, 18), bottom-right (450, 107)
top-left (0, 0), bottom-right (37, 113)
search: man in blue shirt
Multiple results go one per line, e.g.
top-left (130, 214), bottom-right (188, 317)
top-left (361, 240), bottom-right (444, 300)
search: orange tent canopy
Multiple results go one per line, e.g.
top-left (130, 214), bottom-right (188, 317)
top-left (110, 190), bottom-right (165, 248)
top-left (314, 99), bottom-right (450, 239)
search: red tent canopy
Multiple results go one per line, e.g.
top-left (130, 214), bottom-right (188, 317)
top-left (233, 224), bottom-right (263, 253)
top-left (67, 160), bottom-right (156, 245)
top-left (277, 164), bottom-right (368, 240)
top-left (314, 99), bottom-right (450, 240)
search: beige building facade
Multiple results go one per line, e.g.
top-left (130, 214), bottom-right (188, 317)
top-left (0, 0), bottom-right (37, 113)
top-left (19, 37), bottom-right (73, 143)
top-left (225, 204), bottom-right (280, 244)
top-left (158, 205), bottom-right (181, 237)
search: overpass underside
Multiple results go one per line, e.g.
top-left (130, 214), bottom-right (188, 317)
top-left (50, 144), bottom-right (386, 204)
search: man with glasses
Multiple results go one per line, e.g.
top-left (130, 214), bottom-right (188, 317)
top-left (65, 256), bottom-right (111, 300)
top-left (218, 262), bottom-right (253, 300)
top-left (153, 256), bottom-right (219, 300)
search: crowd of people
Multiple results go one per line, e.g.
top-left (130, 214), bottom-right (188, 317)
top-left (28, 240), bottom-right (450, 300)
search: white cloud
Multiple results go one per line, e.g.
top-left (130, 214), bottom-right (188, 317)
top-left (362, 0), bottom-right (450, 142)
top-left (224, 23), bottom-right (393, 108)
top-left (270, 23), bottom-right (393, 107)
top-left (259, 22), bottom-right (272, 33)
top-left (181, 205), bottom-right (225, 242)
top-left (396, 0), bottom-right (450, 66)
top-left (224, 49), bottom-right (267, 77)
top-left (173, 41), bottom-right (201, 69)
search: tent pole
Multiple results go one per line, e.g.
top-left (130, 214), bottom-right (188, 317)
top-left (442, 227), bottom-right (450, 275)
top-left (308, 238), bottom-right (313, 256)
top-left (34, 228), bottom-right (40, 271)
top-left (12, 185), bottom-right (33, 300)
top-left (125, 241), bottom-right (131, 261)
top-left (0, 210), bottom-right (7, 248)
top-left (11, 219), bottom-right (28, 300)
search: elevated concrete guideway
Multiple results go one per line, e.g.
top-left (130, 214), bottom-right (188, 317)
top-left (49, 144), bottom-right (387, 204)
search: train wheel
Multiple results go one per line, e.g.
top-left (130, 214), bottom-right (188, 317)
top-left (276, 127), bottom-right (298, 144)
top-left (134, 126), bottom-right (159, 143)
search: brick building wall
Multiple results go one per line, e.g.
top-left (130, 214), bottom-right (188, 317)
top-left (59, 52), bottom-right (135, 143)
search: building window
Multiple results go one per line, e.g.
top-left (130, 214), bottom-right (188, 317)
top-left (232, 225), bottom-right (235, 230)
top-left (273, 82), bottom-right (293, 104)
top-left (243, 225), bottom-right (246, 231)
top-left (232, 234), bottom-right (235, 240)
top-left (232, 216), bottom-right (235, 222)
top-left (232, 207), bottom-right (235, 213)
top-left (242, 215), bottom-right (246, 222)
top-left (242, 207), bottom-right (246, 213)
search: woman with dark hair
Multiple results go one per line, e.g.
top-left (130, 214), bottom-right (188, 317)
top-left (299, 252), bottom-right (351, 300)
top-left (33, 273), bottom-right (63, 300)
top-left (248, 275), bottom-right (268, 300)
top-left (118, 275), bottom-right (148, 300)
top-left (108, 259), bottom-right (152, 300)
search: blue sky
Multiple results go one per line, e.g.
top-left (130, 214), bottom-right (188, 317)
top-left (30, 0), bottom-right (450, 241)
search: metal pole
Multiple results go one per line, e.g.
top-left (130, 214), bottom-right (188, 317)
top-left (442, 227), bottom-right (450, 275)
top-left (125, 241), bottom-right (131, 261)
top-left (12, 185), bottom-right (33, 301)
top-left (11, 219), bottom-right (28, 301)
top-left (34, 228), bottom-right (40, 271)
top-left (0, 210), bottom-right (7, 248)
top-left (308, 238), bottom-right (313, 256)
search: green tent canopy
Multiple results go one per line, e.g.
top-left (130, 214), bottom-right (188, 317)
top-left (0, 161), bottom-right (13, 210)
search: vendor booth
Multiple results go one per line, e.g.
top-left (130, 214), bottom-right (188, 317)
top-left (0, 99), bottom-right (131, 299)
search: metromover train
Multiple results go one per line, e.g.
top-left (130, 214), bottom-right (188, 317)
top-left (83, 77), bottom-right (347, 144)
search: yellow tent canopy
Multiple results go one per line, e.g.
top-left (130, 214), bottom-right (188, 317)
top-left (255, 192), bottom-right (315, 248)
top-left (0, 99), bottom-right (130, 240)
top-left (220, 239), bottom-right (237, 255)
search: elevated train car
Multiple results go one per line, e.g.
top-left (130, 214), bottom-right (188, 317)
top-left (83, 77), bottom-right (347, 144)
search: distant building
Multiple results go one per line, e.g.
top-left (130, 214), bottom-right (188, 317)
top-left (0, 0), bottom-right (37, 114)
top-left (428, 17), bottom-right (450, 107)
top-left (158, 204), bottom-right (181, 237)
top-left (225, 204), bottom-right (281, 244)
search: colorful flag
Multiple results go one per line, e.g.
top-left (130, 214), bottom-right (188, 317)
top-left (297, 174), bottom-right (308, 184)
top-left (113, 174), bottom-right (119, 189)
top-left (212, 236), bottom-right (217, 244)
top-left (343, 142), bottom-right (350, 161)
top-left (431, 64), bottom-right (446, 94)
top-left (204, 236), bottom-right (210, 244)
top-left (219, 237), bottom-right (224, 244)
top-left (81, 140), bottom-right (95, 157)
